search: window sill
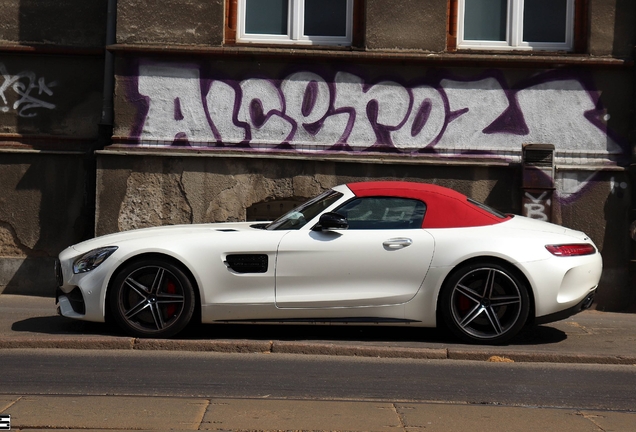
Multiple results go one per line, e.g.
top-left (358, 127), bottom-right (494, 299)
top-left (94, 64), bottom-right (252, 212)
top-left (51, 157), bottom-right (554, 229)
top-left (0, 42), bottom-right (104, 56)
top-left (107, 44), bottom-right (632, 68)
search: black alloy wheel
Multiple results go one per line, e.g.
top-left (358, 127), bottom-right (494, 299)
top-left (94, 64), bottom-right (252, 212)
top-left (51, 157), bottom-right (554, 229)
top-left (109, 258), bottom-right (195, 338)
top-left (440, 261), bottom-right (530, 344)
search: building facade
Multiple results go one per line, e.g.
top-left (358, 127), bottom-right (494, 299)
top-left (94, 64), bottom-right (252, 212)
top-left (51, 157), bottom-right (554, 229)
top-left (1, 0), bottom-right (635, 311)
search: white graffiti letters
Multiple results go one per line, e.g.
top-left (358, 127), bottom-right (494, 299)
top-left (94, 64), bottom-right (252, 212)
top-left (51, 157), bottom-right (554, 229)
top-left (0, 63), bottom-right (56, 117)
top-left (524, 191), bottom-right (550, 221)
top-left (138, 65), bottom-right (215, 143)
top-left (134, 65), bottom-right (620, 158)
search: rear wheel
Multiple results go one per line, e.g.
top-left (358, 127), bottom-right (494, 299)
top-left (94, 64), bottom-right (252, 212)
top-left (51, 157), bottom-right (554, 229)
top-left (109, 258), bottom-right (195, 338)
top-left (440, 261), bottom-right (529, 344)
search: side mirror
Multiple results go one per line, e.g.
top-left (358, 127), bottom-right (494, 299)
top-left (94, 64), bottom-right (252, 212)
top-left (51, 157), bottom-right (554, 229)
top-left (315, 212), bottom-right (348, 231)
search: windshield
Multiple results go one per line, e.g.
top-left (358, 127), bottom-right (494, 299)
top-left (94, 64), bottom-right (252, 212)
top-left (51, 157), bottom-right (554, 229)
top-left (266, 190), bottom-right (343, 230)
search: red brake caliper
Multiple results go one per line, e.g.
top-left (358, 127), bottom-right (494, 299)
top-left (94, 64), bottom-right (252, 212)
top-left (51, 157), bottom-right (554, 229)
top-left (458, 294), bottom-right (471, 314)
top-left (165, 280), bottom-right (177, 318)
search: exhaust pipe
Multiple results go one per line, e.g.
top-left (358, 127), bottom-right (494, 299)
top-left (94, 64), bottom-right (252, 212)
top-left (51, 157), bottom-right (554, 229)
top-left (581, 291), bottom-right (596, 310)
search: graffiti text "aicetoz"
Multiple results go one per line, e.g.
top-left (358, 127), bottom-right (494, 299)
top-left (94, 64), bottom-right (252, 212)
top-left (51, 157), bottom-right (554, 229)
top-left (133, 64), bottom-right (620, 156)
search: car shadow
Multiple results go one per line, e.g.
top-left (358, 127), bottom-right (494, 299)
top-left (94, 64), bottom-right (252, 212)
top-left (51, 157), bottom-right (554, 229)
top-left (179, 321), bottom-right (568, 346)
top-left (10, 315), bottom-right (567, 346)
top-left (11, 315), bottom-right (126, 337)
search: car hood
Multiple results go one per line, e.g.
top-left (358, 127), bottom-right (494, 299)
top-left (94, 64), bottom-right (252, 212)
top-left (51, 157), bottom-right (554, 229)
top-left (68, 222), bottom-right (267, 254)
top-left (502, 215), bottom-right (591, 241)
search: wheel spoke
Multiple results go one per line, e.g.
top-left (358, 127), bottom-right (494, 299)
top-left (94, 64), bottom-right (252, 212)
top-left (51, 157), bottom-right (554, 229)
top-left (484, 306), bottom-right (504, 335)
top-left (124, 277), bottom-right (150, 299)
top-left (490, 294), bottom-right (521, 307)
top-left (150, 268), bottom-right (165, 295)
top-left (156, 293), bottom-right (185, 303)
top-left (149, 303), bottom-right (165, 330)
top-left (454, 283), bottom-right (483, 304)
top-left (459, 304), bottom-right (485, 328)
top-left (124, 299), bottom-right (150, 319)
top-left (483, 269), bottom-right (496, 299)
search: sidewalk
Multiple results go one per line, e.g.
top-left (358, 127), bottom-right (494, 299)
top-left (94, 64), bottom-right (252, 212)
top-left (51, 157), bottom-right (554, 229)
top-left (1, 294), bottom-right (636, 364)
top-left (1, 294), bottom-right (636, 431)
top-left (1, 394), bottom-right (635, 431)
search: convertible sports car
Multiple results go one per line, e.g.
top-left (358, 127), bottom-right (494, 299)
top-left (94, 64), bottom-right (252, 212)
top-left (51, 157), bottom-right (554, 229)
top-left (55, 181), bottom-right (602, 344)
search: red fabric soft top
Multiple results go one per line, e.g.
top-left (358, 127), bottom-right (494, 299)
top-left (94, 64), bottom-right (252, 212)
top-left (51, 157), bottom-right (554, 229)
top-left (347, 181), bottom-right (510, 228)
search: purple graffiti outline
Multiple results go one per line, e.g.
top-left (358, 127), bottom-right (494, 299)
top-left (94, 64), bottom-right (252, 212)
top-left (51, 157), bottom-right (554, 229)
top-left (517, 68), bottom-right (629, 161)
top-left (127, 62), bottom-right (628, 164)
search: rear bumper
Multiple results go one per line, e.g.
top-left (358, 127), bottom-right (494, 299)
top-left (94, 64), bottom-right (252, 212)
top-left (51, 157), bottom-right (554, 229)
top-left (534, 289), bottom-right (596, 325)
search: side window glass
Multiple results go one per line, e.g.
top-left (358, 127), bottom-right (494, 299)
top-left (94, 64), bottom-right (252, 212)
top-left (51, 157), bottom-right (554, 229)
top-left (335, 197), bottom-right (426, 230)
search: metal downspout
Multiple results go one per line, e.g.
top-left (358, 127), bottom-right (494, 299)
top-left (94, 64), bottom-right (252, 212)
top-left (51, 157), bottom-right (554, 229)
top-left (86, 0), bottom-right (117, 238)
top-left (99, 0), bottom-right (117, 146)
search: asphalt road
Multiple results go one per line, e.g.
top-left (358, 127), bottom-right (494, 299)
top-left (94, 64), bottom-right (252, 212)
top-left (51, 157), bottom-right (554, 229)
top-left (2, 348), bottom-right (635, 412)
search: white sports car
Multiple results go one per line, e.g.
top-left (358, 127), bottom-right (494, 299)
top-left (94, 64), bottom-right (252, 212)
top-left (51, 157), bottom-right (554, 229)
top-left (55, 181), bottom-right (602, 344)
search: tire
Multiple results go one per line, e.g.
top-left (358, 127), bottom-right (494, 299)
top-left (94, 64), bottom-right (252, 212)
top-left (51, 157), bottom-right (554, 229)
top-left (440, 261), bottom-right (530, 345)
top-left (109, 258), bottom-right (195, 338)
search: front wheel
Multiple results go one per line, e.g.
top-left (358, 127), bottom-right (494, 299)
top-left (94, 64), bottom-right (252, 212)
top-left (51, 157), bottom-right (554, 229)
top-left (440, 262), bottom-right (530, 345)
top-left (109, 258), bottom-right (195, 338)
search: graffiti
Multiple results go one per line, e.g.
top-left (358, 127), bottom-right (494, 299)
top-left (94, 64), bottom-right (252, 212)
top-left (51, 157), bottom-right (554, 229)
top-left (523, 191), bottom-right (551, 221)
top-left (130, 64), bottom-right (624, 163)
top-left (0, 63), bottom-right (57, 117)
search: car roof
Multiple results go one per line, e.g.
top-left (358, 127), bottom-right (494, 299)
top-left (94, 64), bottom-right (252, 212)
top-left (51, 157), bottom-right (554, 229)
top-left (346, 181), bottom-right (510, 228)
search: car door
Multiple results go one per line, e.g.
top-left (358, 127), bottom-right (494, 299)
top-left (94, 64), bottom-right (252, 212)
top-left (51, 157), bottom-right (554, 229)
top-left (275, 197), bottom-right (435, 308)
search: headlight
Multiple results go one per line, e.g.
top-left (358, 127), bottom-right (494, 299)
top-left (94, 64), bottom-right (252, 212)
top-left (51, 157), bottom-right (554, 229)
top-left (73, 246), bottom-right (118, 274)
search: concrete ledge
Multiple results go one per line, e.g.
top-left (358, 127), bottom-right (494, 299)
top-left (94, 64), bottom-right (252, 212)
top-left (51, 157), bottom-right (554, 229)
top-left (271, 340), bottom-right (448, 359)
top-left (0, 337), bottom-right (134, 350)
top-left (133, 338), bottom-right (272, 353)
top-left (3, 336), bottom-right (636, 366)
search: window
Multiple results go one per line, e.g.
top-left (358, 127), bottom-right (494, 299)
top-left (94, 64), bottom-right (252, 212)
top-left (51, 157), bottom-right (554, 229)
top-left (235, 0), bottom-right (354, 45)
top-left (266, 190), bottom-right (343, 230)
top-left (335, 198), bottom-right (426, 230)
top-left (456, 0), bottom-right (576, 51)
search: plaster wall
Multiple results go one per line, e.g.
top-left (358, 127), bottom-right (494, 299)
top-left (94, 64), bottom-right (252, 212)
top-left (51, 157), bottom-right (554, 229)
top-left (365, 0), bottom-right (447, 51)
top-left (0, 0), bottom-right (107, 47)
top-left (0, 153), bottom-right (88, 295)
top-left (116, 0), bottom-right (224, 46)
top-left (588, 0), bottom-right (636, 58)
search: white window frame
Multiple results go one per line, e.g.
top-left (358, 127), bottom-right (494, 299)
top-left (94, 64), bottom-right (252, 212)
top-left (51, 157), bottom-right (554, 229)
top-left (237, 0), bottom-right (353, 46)
top-left (457, 0), bottom-right (575, 51)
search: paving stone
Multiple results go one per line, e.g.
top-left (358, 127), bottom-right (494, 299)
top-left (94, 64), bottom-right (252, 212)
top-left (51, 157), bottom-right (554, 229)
top-left (396, 403), bottom-right (601, 432)
top-left (201, 398), bottom-right (400, 431)
top-left (7, 395), bottom-right (208, 430)
top-left (580, 410), bottom-right (636, 432)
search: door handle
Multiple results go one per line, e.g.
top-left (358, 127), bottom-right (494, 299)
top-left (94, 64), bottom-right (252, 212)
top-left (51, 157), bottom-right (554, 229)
top-left (383, 238), bottom-right (413, 249)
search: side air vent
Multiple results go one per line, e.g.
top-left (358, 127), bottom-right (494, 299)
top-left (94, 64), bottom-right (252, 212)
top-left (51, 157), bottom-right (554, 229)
top-left (225, 254), bottom-right (269, 273)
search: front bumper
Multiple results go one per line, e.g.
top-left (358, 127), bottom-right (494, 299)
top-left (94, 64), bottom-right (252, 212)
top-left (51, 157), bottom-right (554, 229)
top-left (55, 286), bottom-right (86, 317)
top-left (55, 253), bottom-right (109, 323)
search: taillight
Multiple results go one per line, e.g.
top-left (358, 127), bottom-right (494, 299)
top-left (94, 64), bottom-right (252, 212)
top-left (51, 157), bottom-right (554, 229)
top-left (546, 244), bottom-right (596, 256)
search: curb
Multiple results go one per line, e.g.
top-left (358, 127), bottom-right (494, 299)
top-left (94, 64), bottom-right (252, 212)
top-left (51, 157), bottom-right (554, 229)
top-left (2, 337), bottom-right (635, 365)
